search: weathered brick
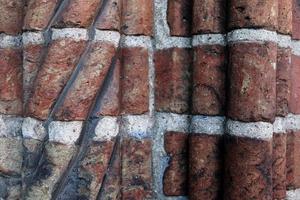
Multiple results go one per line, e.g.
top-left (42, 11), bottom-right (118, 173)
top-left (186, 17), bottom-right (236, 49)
top-left (278, 0), bottom-right (292, 35)
top-left (228, 42), bottom-right (277, 122)
top-left (192, 45), bottom-right (226, 115)
top-left (228, 0), bottom-right (278, 30)
top-left (286, 131), bottom-right (300, 189)
top-left (276, 47), bottom-right (291, 117)
top-left (167, 0), bottom-right (192, 36)
top-left (0, 0), bottom-right (24, 35)
top-left (96, 59), bottom-right (120, 116)
top-left (95, 0), bottom-right (121, 31)
top-left (122, 0), bottom-right (153, 35)
top-left (23, 0), bottom-right (59, 30)
top-left (192, 0), bottom-right (226, 34)
top-left (121, 138), bottom-right (152, 199)
top-left (23, 44), bottom-right (44, 112)
top-left (189, 134), bottom-right (223, 200)
top-left (121, 47), bottom-right (149, 114)
top-left (290, 55), bottom-right (300, 114)
top-left (55, 42), bottom-right (116, 121)
top-left (155, 48), bottom-right (191, 114)
top-left (163, 132), bottom-right (188, 196)
top-left (56, 0), bottom-right (101, 28)
top-left (272, 133), bottom-right (287, 200)
top-left (292, 0), bottom-right (300, 39)
top-left (224, 136), bottom-right (272, 200)
top-left (28, 39), bottom-right (86, 120)
top-left (0, 48), bottom-right (23, 115)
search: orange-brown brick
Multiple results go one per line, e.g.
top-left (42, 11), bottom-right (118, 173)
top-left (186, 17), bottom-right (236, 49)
top-left (192, 0), bottom-right (226, 34)
top-left (0, 0), bottom-right (24, 35)
top-left (0, 48), bottom-right (23, 115)
top-left (95, 0), bottom-right (121, 31)
top-left (192, 45), bottom-right (226, 115)
top-left (121, 47), bottom-right (149, 114)
top-left (28, 39), bottom-right (86, 120)
top-left (122, 0), bottom-right (153, 35)
top-left (278, 0), bottom-right (292, 35)
top-left (228, 42), bottom-right (277, 122)
top-left (155, 48), bottom-right (192, 114)
top-left (228, 0), bottom-right (278, 31)
top-left (290, 55), bottom-right (300, 114)
top-left (286, 131), bottom-right (300, 189)
top-left (292, 0), bottom-right (300, 39)
top-left (23, 0), bottom-right (59, 30)
top-left (167, 0), bottom-right (192, 36)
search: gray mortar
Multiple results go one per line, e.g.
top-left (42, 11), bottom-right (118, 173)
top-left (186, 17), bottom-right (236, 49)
top-left (190, 115), bottom-right (225, 135)
top-left (94, 30), bottom-right (120, 47)
top-left (22, 117), bottom-right (46, 141)
top-left (192, 34), bottom-right (226, 46)
top-left (22, 32), bottom-right (45, 46)
top-left (292, 40), bottom-right (300, 56)
top-left (227, 29), bottom-right (278, 44)
top-left (273, 117), bottom-right (287, 134)
top-left (285, 114), bottom-right (300, 131)
top-left (286, 189), bottom-right (300, 200)
top-left (0, 115), bottom-right (23, 138)
top-left (0, 34), bottom-right (22, 48)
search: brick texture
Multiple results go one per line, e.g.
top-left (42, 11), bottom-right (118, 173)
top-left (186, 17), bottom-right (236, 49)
top-left (290, 55), bottom-right (300, 114)
top-left (286, 131), bottom-right (300, 189)
top-left (292, 0), bottom-right (300, 39)
top-left (278, 0), bottom-right (292, 34)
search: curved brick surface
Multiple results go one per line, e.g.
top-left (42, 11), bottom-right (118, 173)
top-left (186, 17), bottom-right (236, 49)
top-left (192, 0), bottom-right (226, 34)
top-left (224, 136), bottom-right (272, 200)
top-left (292, 0), bottom-right (300, 39)
top-left (286, 131), bottom-right (300, 189)
top-left (278, 0), bottom-right (292, 34)
top-left (95, 0), bottom-right (121, 31)
top-left (228, 42), bottom-right (277, 122)
top-left (290, 55), bottom-right (300, 114)
top-left (189, 134), bottom-right (223, 200)
top-left (192, 45), bottom-right (226, 115)
top-left (228, 0), bottom-right (278, 31)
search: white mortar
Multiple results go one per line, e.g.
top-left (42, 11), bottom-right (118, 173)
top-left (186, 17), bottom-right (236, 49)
top-left (285, 114), bottom-right (300, 131)
top-left (22, 117), bottom-right (46, 140)
top-left (227, 29), bottom-right (277, 44)
top-left (193, 34), bottom-right (226, 46)
top-left (286, 189), bottom-right (300, 200)
top-left (52, 28), bottom-right (89, 41)
top-left (273, 117), bottom-right (286, 134)
top-left (94, 117), bottom-right (119, 141)
top-left (0, 115), bottom-right (23, 137)
top-left (292, 40), bottom-right (300, 56)
top-left (191, 115), bottom-right (225, 135)
top-left (122, 36), bottom-right (152, 48)
top-left (0, 34), bottom-right (22, 48)
top-left (226, 119), bottom-right (273, 140)
top-left (48, 121), bottom-right (82, 145)
top-left (22, 32), bottom-right (45, 46)
top-left (94, 30), bottom-right (120, 47)
top-left (121, 115), bottom-right (153, 139)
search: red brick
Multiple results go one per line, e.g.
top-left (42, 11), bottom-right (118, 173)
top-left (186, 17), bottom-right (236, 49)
top-left (23, 0), bottom-right (59, 30)
top-left (228, 42), bottom-right (277, 122)
top-left (23, 44), bottom-right (44, 112)
top-left (192, 45), bottom-right (226, 115)
top-left (228, 0), bottom-right (278, 30)
top-left (55, 42), bottom-right (116, 121)
top-left (122, 0), bottom-right (153, 36)
top-left (28, 39), bottom-right (86, 120)
top-left (155, 48), bottom-right (191, 114)
top-left (189, 134), bottom-right (223, 200)
top-left (292, 0), bottom-right (300, 39)
top-left (167, 0), bottom-right (192, 36)
top-left (121, 48), bottom-right (149, 114)
top-left (56, 0), bottom-right (101, 28)
top-left (224, 136), bottom-right (272, 200)
top-left (192, 0), bottom-right (226, 34)
top-left (0, 0), bottom-right (24, 35)
top-left (163, 132), bottom-right (188, 196)
top-left (0, 48), bottom-right (22, 115)
top-left (95, 0), bottom-right (121, 31)
top-left (276, 47), bottom-right (291, 117)
top-left (79, 140), bottom-right (114, 200)
top-left (121, 138), bottom-right (152, 199)
top-left (286, 131), bottom-right (300, 189)
top-left (278, 0), bottom-right (292, 35)
top-left (96, 59), bottom-right (120, 116)
top-left (290, 55), bottom-right (300, 114)
top-left (272, 133), bottom-right (287, 200)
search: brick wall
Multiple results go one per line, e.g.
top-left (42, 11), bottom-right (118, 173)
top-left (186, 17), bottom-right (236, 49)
top-left (0, 0), bottom-right (300, 199)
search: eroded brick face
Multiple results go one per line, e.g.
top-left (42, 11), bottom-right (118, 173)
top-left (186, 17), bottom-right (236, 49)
top-left (286, 131), bottom-right (300, 189)
top-left (293, 0), bottom-right (300, 39)
top-left (290, 54), bottom-right (300, 114)
top-left (278, 0), bottom-right (292, 34)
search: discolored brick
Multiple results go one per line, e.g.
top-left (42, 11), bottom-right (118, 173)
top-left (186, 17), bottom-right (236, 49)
top-left (121, 138), bottom-right (152, 199)
top-left (272, 133), bottom-right (287, 200)
top-left (121, 47), bottom-right (149, 114)
top-left (228, 0), bottom-right (278, 31)
top-left (55, 42), bottom-right (116, 121)
top-left (167, 0), bottom-right (192, 36)
top-left (276, 47), bottom-right (291, 117)
top-left (0, 0), bottom-right (24, 35)
top-left (292, 0), bottom-right (300, 39)
top-left (290, 55), bottom-right (300, 114)
top-left (192, 45), bottom-right (226, 115)
top-left (163, 132), bottom-right (188, 196)
top-left (56, 0), bottom-right (101, 28)
top-left (223, 135), bottom-right (272, 200)
top-left (0, 48), bottom-right (23, 115)
top-left (286, 131), bottom-right (300, 189)
top-left (23, 0), bottom-right (59, 30)
top-left (122, 0), bottom-right (153, 35)
top-left (28, 39), bottom-right (86, 120)
top-left (155, 48), bottom-right (191, 114)
top-left (228, 42), bottom-right (277, 122)
top-left (192, 0), bottom-right (226, 34)
top-left (189, 134), bottom-right (223, 200)
top-left (95, 0), bottom-right (121, 31)
top-left (278, 0), bottom-right (292, 34)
